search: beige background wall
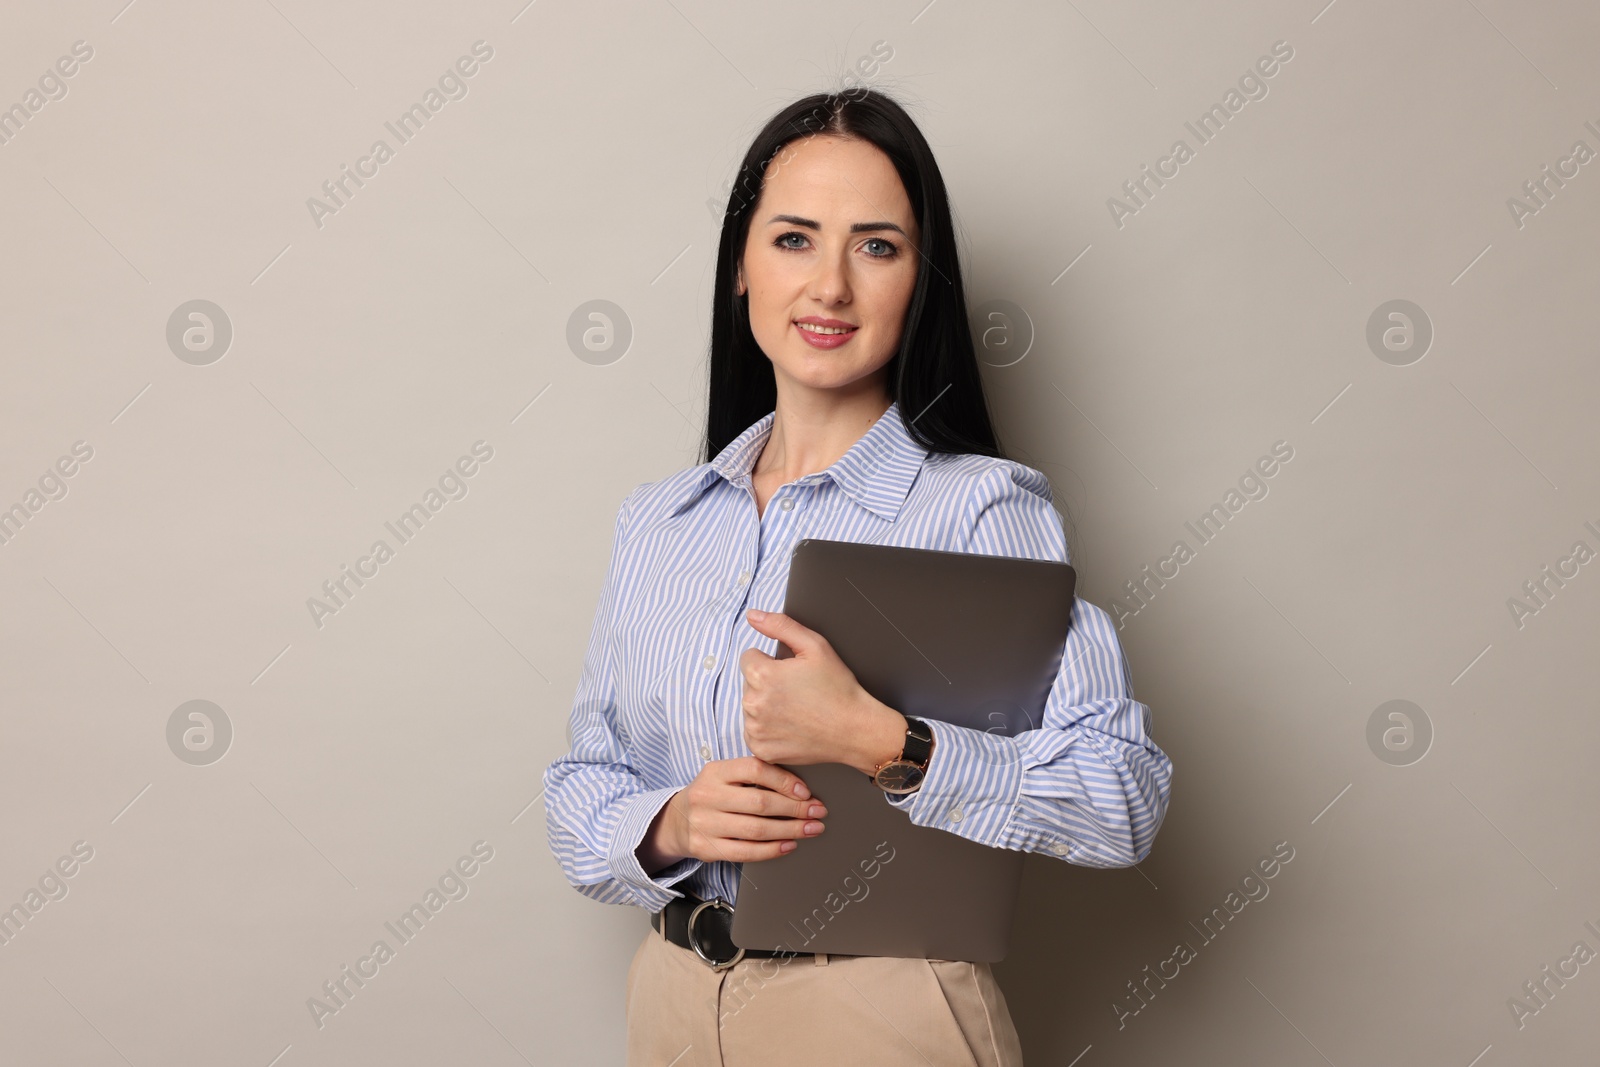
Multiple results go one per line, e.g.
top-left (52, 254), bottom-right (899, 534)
top-left (2, 1), bottom-right (1596, 1064)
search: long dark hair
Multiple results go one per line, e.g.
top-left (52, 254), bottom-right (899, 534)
top-left (702, 88), bottom-right (1004, 463)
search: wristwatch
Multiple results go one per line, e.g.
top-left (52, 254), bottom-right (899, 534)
top-left (870, 716), bottom-right (934, 794)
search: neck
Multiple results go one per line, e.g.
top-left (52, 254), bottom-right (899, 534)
top-left (756, 380), bottom-right (892, 484)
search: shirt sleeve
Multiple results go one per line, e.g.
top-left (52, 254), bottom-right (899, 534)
top-left (541, 485), bottom-right (705, 911)
top-left (883, 462), bottom-right (1175, 868)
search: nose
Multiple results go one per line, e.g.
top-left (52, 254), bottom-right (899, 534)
top-left (806, 244), bottom-right (852, 307)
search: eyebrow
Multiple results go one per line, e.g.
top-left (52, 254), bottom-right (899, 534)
top-left (765, 213), bottom-right (907, 237)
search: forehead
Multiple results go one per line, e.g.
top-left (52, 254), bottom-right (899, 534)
top-left (756, 135), bottom-right (913, 223)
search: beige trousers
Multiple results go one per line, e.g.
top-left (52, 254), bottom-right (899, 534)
top-left (625, 924), bottom-right (1024, 1066)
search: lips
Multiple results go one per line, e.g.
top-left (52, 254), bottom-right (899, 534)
top-left (794, 320), bottom-right (859, 349)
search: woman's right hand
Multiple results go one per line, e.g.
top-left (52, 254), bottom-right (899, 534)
top-left (637, 756), bottom-right (827, 872)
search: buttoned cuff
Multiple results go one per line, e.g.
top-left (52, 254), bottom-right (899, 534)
top-left (609, 786), bottom-right (703, 912)
top-left (883, 718), bottom-right (1025, 846)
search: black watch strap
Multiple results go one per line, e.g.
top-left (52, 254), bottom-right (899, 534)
top-left (900, 716), bottom-right (933, 765)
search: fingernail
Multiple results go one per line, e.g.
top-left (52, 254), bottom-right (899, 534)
top-left (793, 782), bottom-right (810, 799)
top-left (748, 608), bottom-right (767, 621)
top-left (780, 840), bottom-right (797, 852)
top-left (808, 804), bottom-right (826, 817)
top-left (805, 821), bottom-right (823, 834)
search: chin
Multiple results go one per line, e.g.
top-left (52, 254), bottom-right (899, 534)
top-left (781, 372), bottom-right (889, 396)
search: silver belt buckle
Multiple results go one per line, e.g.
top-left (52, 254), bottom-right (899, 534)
top-left (686, 897), bottom-right (744, 971)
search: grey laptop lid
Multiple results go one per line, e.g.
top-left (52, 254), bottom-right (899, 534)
top-left (730, 538), bottom-right (1077, 962)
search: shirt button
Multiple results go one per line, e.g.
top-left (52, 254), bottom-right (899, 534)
top-left (779, 498), bottom-right (793, 511)
top-left (738, 570), bottom-right (751, 585)
top-left (702, 654), bottom-right (716, 670)
top-left (699, 743), bottom-right (712, 761)
top-left (948, 805), bottom-right (964, 824)
top-left (1050, 842), bottom-right (1069, 856)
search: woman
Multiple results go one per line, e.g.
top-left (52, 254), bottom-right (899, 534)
top-left (542, 88), bottom-right (1174, 1066)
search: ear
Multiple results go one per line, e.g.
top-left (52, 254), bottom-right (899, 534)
top-left (735, 262), bottom-right (746, 296)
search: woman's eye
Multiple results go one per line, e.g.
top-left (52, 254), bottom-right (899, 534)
top-left (775, 231), bottom-right (808, 250)
top-left (863, 238), bottom-right (897, 258)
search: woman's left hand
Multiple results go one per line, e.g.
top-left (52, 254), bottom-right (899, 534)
top-left (740, 608), bottom-right (906, 774)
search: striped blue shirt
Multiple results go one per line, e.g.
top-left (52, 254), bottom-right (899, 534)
top-left (542, 401), bottom-right (1173, 913)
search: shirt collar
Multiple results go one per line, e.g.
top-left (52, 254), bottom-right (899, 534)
top-left (668, 400), bottom-right (928, 523)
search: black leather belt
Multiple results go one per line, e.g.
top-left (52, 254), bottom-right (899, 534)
top-left (651, 893), bottom-right (812, 970)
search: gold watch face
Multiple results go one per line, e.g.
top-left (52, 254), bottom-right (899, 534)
top-left (874, 760), bottom-right (925, 793)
